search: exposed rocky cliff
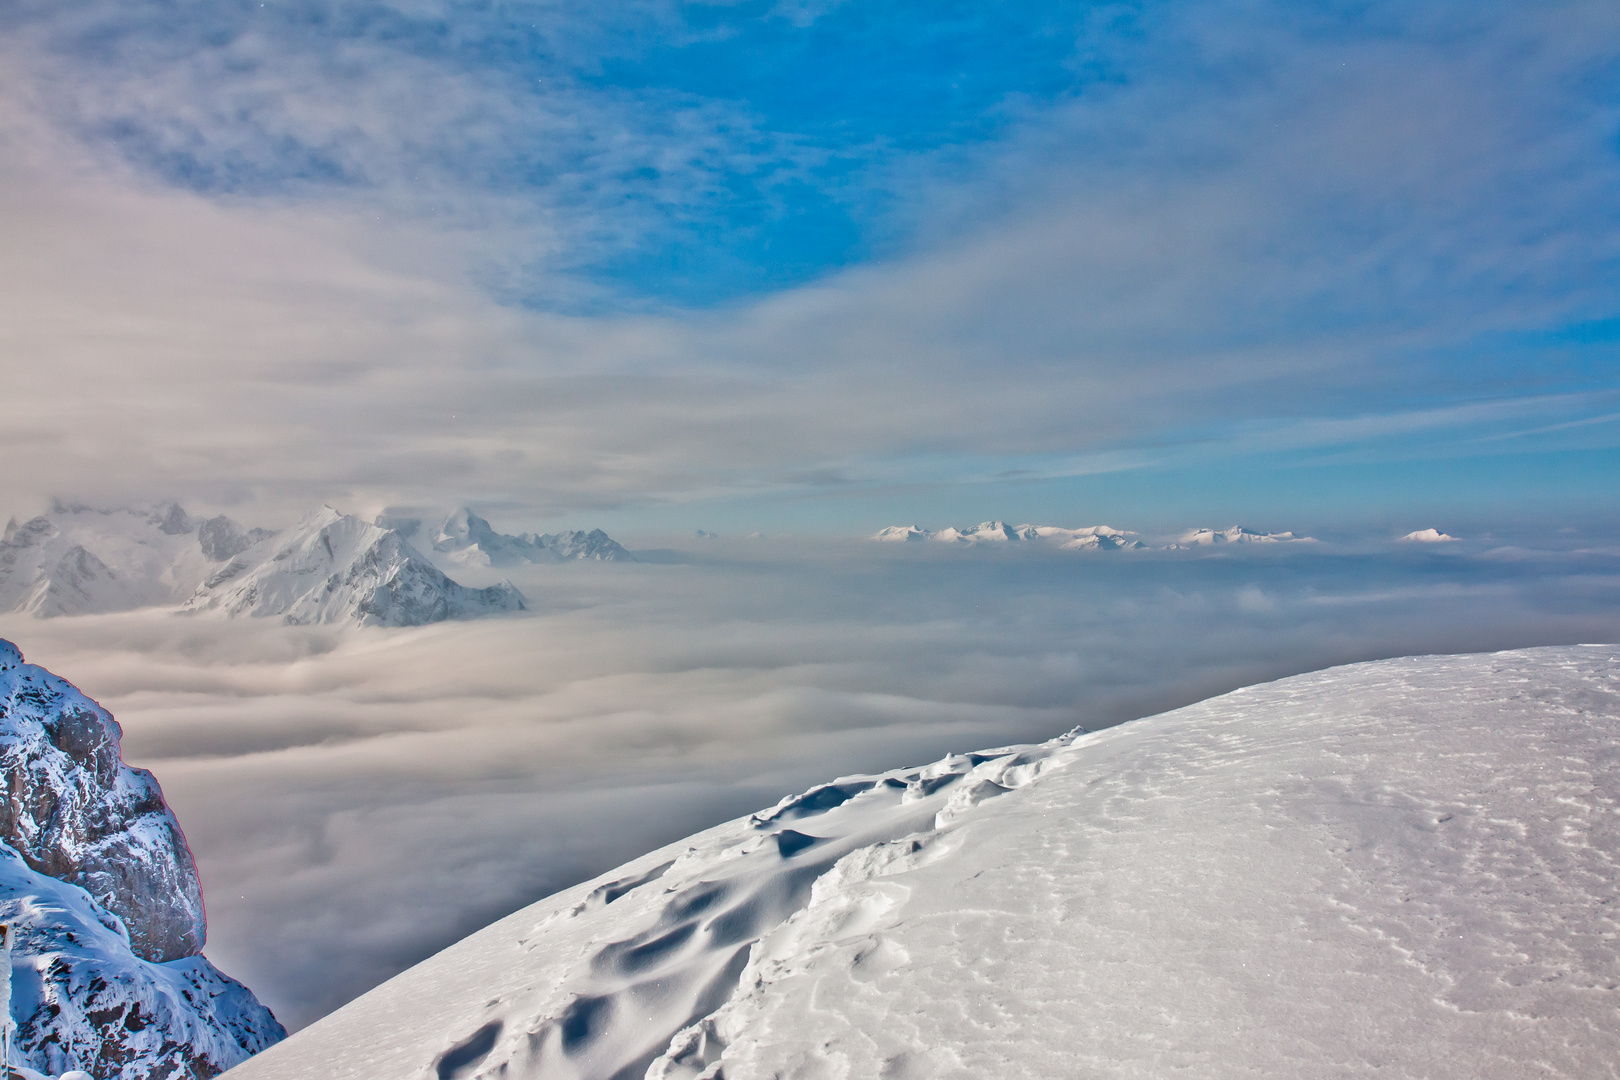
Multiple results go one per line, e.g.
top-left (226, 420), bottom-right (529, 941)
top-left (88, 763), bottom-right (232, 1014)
top-left (0, 639), bottom-right (284, 1077)
top-left (0, 640), bottom-right (203, 963)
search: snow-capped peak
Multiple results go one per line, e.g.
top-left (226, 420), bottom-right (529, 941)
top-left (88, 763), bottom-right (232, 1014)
top-left (185, 509), bottom-right (525, 627)
top-left (1173, 525), bottom-right (1317, 546)
top-left (871, 522), bottom-right (1144, 550)
top-left (1400, 528), bottom-right (1460, 543)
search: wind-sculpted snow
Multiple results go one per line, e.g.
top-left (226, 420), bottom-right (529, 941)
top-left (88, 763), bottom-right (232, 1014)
top-left (0, 639), bottom-right (205, 963)
top-left (186, 508), bottom-right (525, 627)
top-left (227, 647), bottom-right (1620, 1080)
top-left (226, 734), bottom-right (1077, 1080)
top-left (0, 843), bottom-right (284, 1079)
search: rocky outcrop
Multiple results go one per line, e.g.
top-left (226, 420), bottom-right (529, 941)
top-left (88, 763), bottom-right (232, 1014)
top-left (0, 845), bottom-right (285, 1080)
top-left (0, 639), bottom-right (204, 963)
top-left (0, 639), bottom-right (285, 1077)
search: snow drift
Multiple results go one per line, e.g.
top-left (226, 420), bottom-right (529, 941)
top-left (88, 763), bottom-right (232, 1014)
top-left (224, 645), bottom-right (1620, 1080)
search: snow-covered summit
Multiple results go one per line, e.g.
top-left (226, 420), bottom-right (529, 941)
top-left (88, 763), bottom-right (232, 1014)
top-left (1173, 524), bottom-right (1317, 546)
top-left (186, 508), bottom-right (526, 627)
top-left (226, 646), bottom-right (1620, 1080)
top-left (873, 521), bottom-right (1143, 550)
top-left (0, 641), bottom-right (284, 1077)
top-left (0, 503), bottom-right (236, 616)
top-left (427, 508), bottom-right (633, 567)
top-left (1401, 528), bottom-right (1460, 542)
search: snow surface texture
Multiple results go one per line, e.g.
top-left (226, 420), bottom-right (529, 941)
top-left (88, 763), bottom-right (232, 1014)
top-left (0, 639), bottom-right (285, 1077)
top-left (224, 646), bottom-right (1620, 1080)
top-left (872, 522), bottom-right (1143, 549)
top-left (0, 639), bottom-right (204, 963)
top-left (427, 509), bottom-right (634, 568)
top-left (185, 508), bottom-right (526, 627)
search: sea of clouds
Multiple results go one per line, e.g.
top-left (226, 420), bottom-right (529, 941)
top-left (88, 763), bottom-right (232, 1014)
top-left (3, 535), bottom-right (1618, 1030)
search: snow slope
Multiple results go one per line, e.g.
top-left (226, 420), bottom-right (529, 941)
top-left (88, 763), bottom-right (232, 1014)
top-left (873, 522), bottom-right (1143, 549)
top-left (225, 646), bottom-right (1620, 1080)
top-left (185, 508), bottom-right (526, 627)
top-left (0, 639), bottom-right (285, 1077)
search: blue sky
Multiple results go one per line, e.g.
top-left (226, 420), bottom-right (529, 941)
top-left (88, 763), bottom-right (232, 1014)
top-left (1, 0), bottom-right (1618, 533)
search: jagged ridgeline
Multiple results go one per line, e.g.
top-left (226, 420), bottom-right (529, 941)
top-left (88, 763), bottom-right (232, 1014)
top-left (0, 640), bottom-right (284, 1078)
top-left (0, 502), bottom-right (631, 627)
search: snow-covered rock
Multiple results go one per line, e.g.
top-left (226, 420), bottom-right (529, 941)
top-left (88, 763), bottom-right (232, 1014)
top-left (224, 646), bottom-right (1620, 1080)
top-left (185, 508), bottom-right (525, 627)
top-left (0, 640), bottom-right (284, 1078)
top-left (0, 640), bottom-right (203, 963)
top-left (1173, 524), bottom-right (1316, 546)
top-left (0, 846), bottom-right (284, 1080)
top-left (872, 522), bottom-right (1143, 549)
top-left (1401, 528), bottom-right (1460, 543)
top-left (429, 509), bottom-right (632, 567)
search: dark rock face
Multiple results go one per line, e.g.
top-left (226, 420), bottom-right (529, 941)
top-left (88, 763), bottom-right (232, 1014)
top-left (0, 640), bottom-right (206, 963)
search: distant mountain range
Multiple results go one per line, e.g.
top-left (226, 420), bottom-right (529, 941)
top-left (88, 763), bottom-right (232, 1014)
top-left (0, 502), bottom-right (631, 626)
top-left (383, 507), bottom-right (632, 567)
top-left (873, 521), bottom-right (1316, 549)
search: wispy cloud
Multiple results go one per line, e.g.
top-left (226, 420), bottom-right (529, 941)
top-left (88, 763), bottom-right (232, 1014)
top-left (0, 0), bottom-right (1617, 528)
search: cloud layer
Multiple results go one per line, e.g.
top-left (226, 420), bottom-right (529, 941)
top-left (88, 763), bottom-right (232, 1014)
top-left (5, 539), bottom-right (1617, 1028)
